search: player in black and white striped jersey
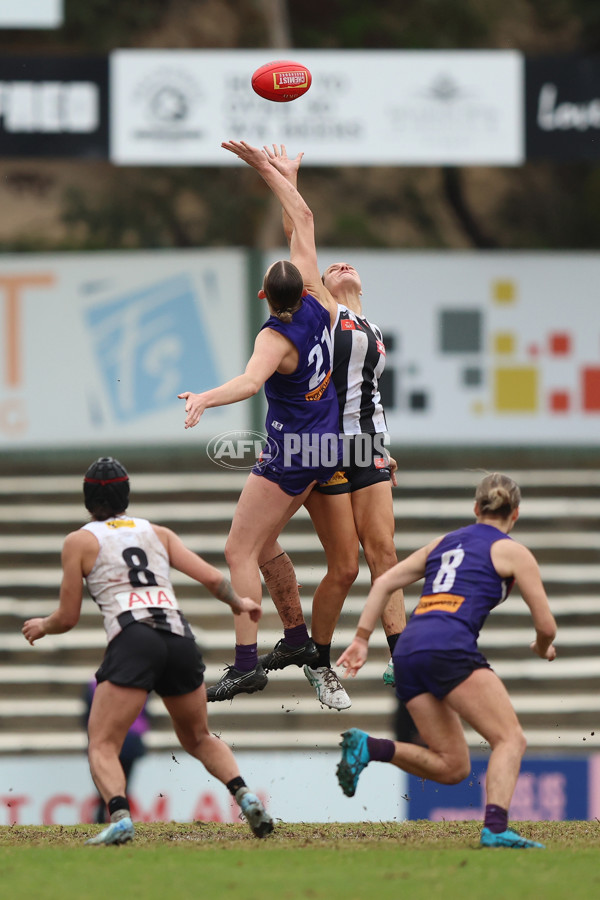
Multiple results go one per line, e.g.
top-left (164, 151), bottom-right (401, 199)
top-left (301, 262), bottom-right (405, 710)
top-left (330, 300), bottom-right (387, 438)
top-left (22, 457), bottom-right (273, 845)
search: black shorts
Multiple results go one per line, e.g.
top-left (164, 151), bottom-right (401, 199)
top-left (393, 648), bottom-right (491, 704)
top-left (96, 622), bottom-right (206, 697)
top-left (314, 433), bottom-right (391, 495)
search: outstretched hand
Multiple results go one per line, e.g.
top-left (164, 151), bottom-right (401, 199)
top-left (221, 140), bottom-right (270, 170)
top-left (262, 144), bottom-right (303, 179)
top-left (336, 637), bottom-right (369, 678)
top-left (178, 391), bottom-right (206, 429)
top-left (221, 141), bottom-right (304, 181)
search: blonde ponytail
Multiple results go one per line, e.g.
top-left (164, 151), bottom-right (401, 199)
top-left (475, 473), bottom-right (521, 517)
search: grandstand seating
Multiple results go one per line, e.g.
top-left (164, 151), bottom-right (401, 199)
top-left (1, 456), bottom-right (599, 756)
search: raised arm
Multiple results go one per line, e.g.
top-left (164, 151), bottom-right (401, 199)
top-left (261, 144), bottom-right (300, 246)
top-left (178, 327), bottom-right (291, 429)
top-left (153, 525), bottom-right (262, 622)
top-left (221, 140), bottom-right (337, 325)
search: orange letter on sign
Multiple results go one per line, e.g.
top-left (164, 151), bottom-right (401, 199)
top-left (0, 273), bottom-right (55, 387)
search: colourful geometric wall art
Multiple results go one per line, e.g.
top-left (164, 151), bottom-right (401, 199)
top-left (582, 368), bottom-right (600, 412)
top-left (550, 333), bottom-right (571, 356)
top-left (494, 367), bottom-right (538, 412)
top-left (463, 367), bottom-right (483, 387)
top-left (550, 391), bottom-right (570, 413)
top-left (494, 332), bottom-right (516, 355)
top-left (439, 310), bottom-right (482, 353)
top-left (492, 280), bottom-right (517, 304)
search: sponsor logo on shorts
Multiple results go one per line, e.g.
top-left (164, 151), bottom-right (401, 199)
top-left (414, 593), bottom-right (465, 614)
top-left (320, 469), bottom-right (348, 487)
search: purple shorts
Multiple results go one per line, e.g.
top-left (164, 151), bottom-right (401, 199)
top-left (252, 434), bottom-right (340, 496)
top-left (393, 648), bottom-right (491, 704)
top-left (252, 458), bottom-right (339, 496)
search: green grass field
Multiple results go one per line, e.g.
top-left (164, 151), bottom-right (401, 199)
top-left (1, 821), bottom-right (599, 900)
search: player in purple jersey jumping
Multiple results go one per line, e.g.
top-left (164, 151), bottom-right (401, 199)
top-left (179, 168), bottom-right (340, 701)
top-left (335, 473), bottom-right (557, 849)
top-left (251, 144), bottom-right (406, 711)
top-left (219, 140), bottom-right (405, 713)
top-left (22, 457), bottom-right (272, 844)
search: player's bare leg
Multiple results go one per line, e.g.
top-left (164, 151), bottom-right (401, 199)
top-left (300, 491), bottom-right (358, 709)
top-left (352, 480), bottom-right (405, 686)
top-left (164, 686), bottom-right (273, 837)
top-left (209, 474), bottom-right (313, 701)
top-left (86, 681), bottom-right (145, 845)
top-left (258, 539), bottom-right (320, 671)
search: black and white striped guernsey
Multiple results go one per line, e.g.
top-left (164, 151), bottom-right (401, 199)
top-left (331, 303), bottom-right (387, 435)
top-left (82, 516), bottom-right (195, 643)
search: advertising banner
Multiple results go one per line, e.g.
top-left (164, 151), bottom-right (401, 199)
top-left (0, 55), bottom-right (108, 157)
top-left (0, 749), bottom-right (405, 826)
top-left (3, 750), bottom-right (600, 825)
top-left (110, 50), bottom-right (524, 166)
top-left (408, 757), bottom-right (590, 821)
top-left (526, 56), bottom-right (600, 160)
top-left (0, 250), bottom-right (249, 448)
top-left (0, 1), bottom-right (63, 28)
top-left (266, 249), bottom-right (600, 446)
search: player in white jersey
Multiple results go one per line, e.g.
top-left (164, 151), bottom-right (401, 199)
top-left (22, 457), bottom-right (274, 845)
top-left (237, 143), bottom-right (406, 712)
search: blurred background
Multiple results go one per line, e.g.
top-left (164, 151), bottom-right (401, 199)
top-left (3, 0), bottom-right (600, 253)
top-left (1, 0), bottom-right (600, 827)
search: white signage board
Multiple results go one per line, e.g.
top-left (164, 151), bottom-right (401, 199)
top-left (268, 249), bottom-right (600, 445)
top-left (110, 50), bottom-right (524, 166)
top-left (0, 250), bottom-right (249, 448)
top-left (0, 750), bottom-right (406, 825)
top-left (0, 0), bottom-right (63, 28)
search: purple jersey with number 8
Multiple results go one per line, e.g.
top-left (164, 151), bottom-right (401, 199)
top-left (397, 523), bottom-right (515, 654)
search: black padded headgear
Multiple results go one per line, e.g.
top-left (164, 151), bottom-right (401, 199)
top-left (83, 457), bottom-right (130, 520)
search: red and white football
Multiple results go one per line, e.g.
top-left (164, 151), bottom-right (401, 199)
top-left (251, 60), bottom-right (312, 103)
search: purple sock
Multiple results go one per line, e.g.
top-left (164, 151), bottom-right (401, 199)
top-left (366, 736), bottom-right (395, 763)
top-left (283, 624), bottom-right (309, 647)
top-left (484, 804), bottom-right (508, 834)
top-left (234, 643), bottom-right (258, 671)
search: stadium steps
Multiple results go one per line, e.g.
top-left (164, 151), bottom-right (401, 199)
top-left (0, 459), bottom-right (599, 754)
